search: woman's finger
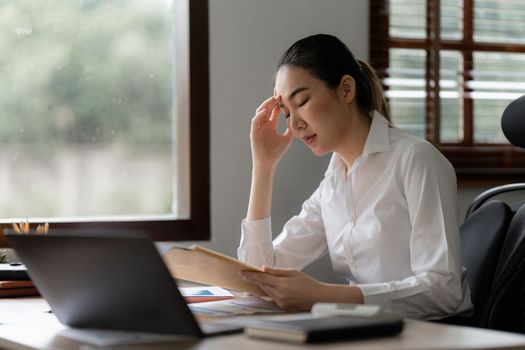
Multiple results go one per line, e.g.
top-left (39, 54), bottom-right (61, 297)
top-left (267, 104), bottom-right (282, 129)
top-left (251, 108), bottom-right (271, 130)
top-left (262, 266), bottom-right (297, 277)
top-left (258, 283), bottom-right (278, 299)
top-left (255, 96), bottom-right (277, 114)
top-left (240, 271), bottom-right (277, 287)
top-left (256, 96), bottom-right (276, 112)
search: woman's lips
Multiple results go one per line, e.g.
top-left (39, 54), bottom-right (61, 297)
top-left (303, 134), bottom-right (317, 145)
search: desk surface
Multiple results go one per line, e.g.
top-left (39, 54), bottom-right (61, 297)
top-left (1, 298), bottom-right (525, 350)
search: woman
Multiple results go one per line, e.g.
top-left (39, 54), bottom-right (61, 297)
top-left (238, 34), bottom-right (472, 319)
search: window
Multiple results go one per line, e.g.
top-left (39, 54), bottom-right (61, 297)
top-left (0, 0), bottom-right (209, 240)
top-left (370, 0), bottom-right (525, 182)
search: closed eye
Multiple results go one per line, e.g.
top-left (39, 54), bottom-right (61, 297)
top-left (298, 98), bottom-right (309, 107)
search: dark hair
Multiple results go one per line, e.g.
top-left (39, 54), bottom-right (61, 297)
top-left (277, 34), bottom-right (390, 121)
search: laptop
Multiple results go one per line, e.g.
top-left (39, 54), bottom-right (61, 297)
top-left (5, 229), bottom-right (241, 337)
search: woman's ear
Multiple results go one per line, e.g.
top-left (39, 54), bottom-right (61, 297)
top-left (339, 75), bottom-right (356, 104)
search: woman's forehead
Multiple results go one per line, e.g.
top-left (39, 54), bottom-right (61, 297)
top-left (275, 66), bottom-right (318, 98)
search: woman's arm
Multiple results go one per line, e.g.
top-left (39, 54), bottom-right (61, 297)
top-left (247, 96), bottom-right (293, 220)
top-left (239, 97), bottom-right (328, 269)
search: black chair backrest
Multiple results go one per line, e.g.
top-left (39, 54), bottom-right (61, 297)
top-left (484, 204), bottom-right (525, 332)
top-left (460, 200), bottom-right (512, 326)
top-left (502, 94), bottom-right (525, 149)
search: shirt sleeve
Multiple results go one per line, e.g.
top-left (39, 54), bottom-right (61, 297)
top-left (237, 183), bottom-right (328, 270)
top-left (357, 142), bottom-right (469, 319)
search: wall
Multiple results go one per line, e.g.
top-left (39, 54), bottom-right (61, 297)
top-left (204, 0), bottom-right (368, 282)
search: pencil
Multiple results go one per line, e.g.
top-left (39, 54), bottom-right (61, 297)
top-left (12, 223), bottom-right (21, 234)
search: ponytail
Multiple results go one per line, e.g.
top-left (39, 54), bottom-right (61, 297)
top-left (357, 59), bottom-right (391, 123)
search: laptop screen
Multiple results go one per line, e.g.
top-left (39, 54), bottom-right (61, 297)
top-left (6, 229), bottom-right (204, 336)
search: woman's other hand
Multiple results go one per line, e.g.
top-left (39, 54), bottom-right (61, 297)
top-left (240, 266), bottom-right (329, 311)
top-left (250, 96), bottom-right (293, 170)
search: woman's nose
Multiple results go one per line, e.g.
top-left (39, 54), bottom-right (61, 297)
top-left (289, 113), bottom-right (306, 131)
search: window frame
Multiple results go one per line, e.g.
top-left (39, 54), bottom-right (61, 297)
top-left (0, 0), bottom-right (210, 244)
top-left (370, 0), bottom-right (525, 184)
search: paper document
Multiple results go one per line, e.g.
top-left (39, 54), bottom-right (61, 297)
top-left (163, 245), bottom-right (265, 295)
top-left (189, 296), bottom-right (281, 317)
top-left (180, 286), bottom-right (234, 303)
top-left (180, 286), bottom-right (233, 297)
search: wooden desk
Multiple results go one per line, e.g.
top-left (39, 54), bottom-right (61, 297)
top-left (1, 297), bottom-right (525, 350)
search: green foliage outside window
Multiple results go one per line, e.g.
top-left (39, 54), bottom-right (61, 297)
top-left (0, 0), bottom-right (173, 147)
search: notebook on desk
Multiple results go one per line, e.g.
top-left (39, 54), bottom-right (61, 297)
top-left (5, 229), bottom-right (241, 337)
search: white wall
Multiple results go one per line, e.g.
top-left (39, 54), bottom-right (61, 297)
top-left (204, 0), bottom-right (369, 282)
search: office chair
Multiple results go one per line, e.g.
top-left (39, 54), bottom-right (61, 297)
top-left (443, 95), bottom-right (525, 329)
top-left (471, 95), bottom-right (525, 332)
top-left (483, 205), bottom-right (525, 332)
top-left (459, 200), bottom-right (512, 327)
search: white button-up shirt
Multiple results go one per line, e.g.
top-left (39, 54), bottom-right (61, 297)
top-left (238, 111), bottom-right (472, 319)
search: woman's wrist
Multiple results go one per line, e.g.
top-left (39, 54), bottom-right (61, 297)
top-left (315, 282), bottom-right (364, 305)
top-left (252, 164), bottom-right (277, 176)
top-left (246, 166), bottom-right (276, 221)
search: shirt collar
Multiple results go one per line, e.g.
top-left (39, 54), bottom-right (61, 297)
top-left (324, 110), bottom-right (392, 177)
